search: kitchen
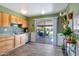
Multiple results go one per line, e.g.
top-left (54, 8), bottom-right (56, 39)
top-left (0, 3), bottom-right (78, 56)
top-left (0, 5), bottom-right (30, 55)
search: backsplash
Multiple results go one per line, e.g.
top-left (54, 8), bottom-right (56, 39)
top-left (12, 26), bottom-right (23, 34)
top-left (0, 26), bottom-right (23, 35)
top-left (0, 27), bottom-right (13, 35)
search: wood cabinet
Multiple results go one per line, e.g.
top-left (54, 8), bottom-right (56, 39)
top-left (0, 34), bottom-right (27, 55)
top-left (22, 19), bottom-right (26, 28)
top-left (0, 40), bottom-right (14, 53)
top-left (19, 18), bottom-right (24, 27)
top-left (2, 12), bottom-right (10, 27)
top-left (0, 36), bottom-right (14, 54)
top-left (16, 17), bottom-right (22, 24)
top-left (0, 12), bottom-right (28, 28)
top-left (15, 35), bottom-right (21, 48)
top-left (18, 18), bottom-right (27, 28)
top-left (20, 34), bottom-right (26, 45)
top-left (0, 12), bottom-right (10, 27)
top-left (10, 15), bottom-right (17, 23)
top-left (21, 19), bottom-right (28, 28)
top-left (10, 16), bottom-right (21, 24)
top-left (14, 34), bottom-right (26, 48)
top-left (0, 12), bottom-right (2, 27)
top-left (26, 20), bottom-right (28, 28)
top-left (10, 16), bottom-right (28, 28)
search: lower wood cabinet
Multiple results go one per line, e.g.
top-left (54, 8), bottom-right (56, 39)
top-left (20, 34), bottom-right (26, 45)
top-left (15, 35), bottom-right (21, 48)
top-left (0, 34), bottom-right (26, 55)
top-left (0, 36), bottom-right (14, 54)
top-left (14, 34), bottom-right (26, 48)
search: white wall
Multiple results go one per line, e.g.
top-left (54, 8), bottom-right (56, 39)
top-left (52, 17), bottom-right (57, 45)
top-left (73, 15), bottom-right (79, 30)
top-left (31, 31), bottom-right (36, 42)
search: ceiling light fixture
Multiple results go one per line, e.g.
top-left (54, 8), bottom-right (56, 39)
top-left (20, 9), bottom-right (27, 15)
top-left (41, 10), bottom-right (45, 14)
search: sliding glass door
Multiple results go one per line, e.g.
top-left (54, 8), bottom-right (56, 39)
top-left (35, 20), bottom-right (54, 44)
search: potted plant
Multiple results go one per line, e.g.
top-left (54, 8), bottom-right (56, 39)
top-left (62, 26), bottom-right (76, 44)
top-left (60, 13), bottom-right (77, 55)
top-left (66, 33), bottom-right (77, 44)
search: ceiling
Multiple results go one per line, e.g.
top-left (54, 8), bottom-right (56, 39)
top-left (0, 3), bottom-right (68, 17)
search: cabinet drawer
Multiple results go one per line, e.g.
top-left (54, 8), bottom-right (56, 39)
top-left (0, 36), bottom-right (14, 42)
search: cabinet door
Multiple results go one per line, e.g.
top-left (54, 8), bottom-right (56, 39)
top-left (22, 19), bottom-right (25, 28)
top-left (19, 18), bottom-right (23, 27)
top-left (0, 39), bottom-right (14, 54)
top-left (0, 12), bottom-right (2, 27)
top-left (20, 36), bottom-right (25, 45)
top-left (26, 20), bottom-right (28, 28)
top-left (10, 15), bottom-right (17, 23)
top-left (20, 34), bottom-right (26, 45)
top-left (25, 33), bottom-right (28, 42)
top-left (22, 19), bottom-right (28, 28)
top-left (16, 17), bottom-right (20, 24)
top-left (2, 12), bottom-right (10, 27)
top-left (15, 35), bottom-right (21, 48)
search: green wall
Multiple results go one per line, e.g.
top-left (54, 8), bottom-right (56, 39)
top-left (57, 16), bottom-right (64, 33)
top-left (65, 3), bottom-right (79, 15)
top-left (30, 13), bottom-right (59, 19)
top-left (28, 18), bottom-right (35, 32)
top-left (57, 3), bottom-right (79, 33)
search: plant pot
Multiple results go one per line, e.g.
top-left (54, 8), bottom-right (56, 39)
top-left (66, 39), bottom-right (76, 44)
top-left (66, 36), bottom-right (76, 44)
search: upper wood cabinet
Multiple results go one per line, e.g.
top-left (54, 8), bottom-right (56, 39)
top-left (21, 19), bottom-right (28, 28)
top-left (0, 12), bottom-right (2, 27)
top-left (10, 15), bottom-right (17, 23)
top-left (0, 12), bottom-right (10, 27)
top-left (10, 15), bottom-right (22, 24)
top-left (25, 20), bottom-right (28, 28)
top-left (18, 18), bottom-right (26, 28)
top-left (16, 17), bottom-right (22, 24)
top-left (22, 19), bottom-right (26, 28)
top-left (10, 16), bottom-right (28, 28)
top-left (0, 12), bottom-right (28, 28)
top-left (2, 12), bottom-right (10, 27)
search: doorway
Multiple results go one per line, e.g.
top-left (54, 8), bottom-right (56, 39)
top-left (35, 17), bottom-right (57, 45)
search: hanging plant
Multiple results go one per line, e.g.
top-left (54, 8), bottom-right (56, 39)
top-left (62, 27), bottom-right (73, 36)
top-left (63, 15), bottom-right (67, 21)
top-left (68, 12), bottom-right (73, 19)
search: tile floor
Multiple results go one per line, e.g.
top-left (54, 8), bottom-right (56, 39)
top-left (5, 42), bottom-right (63, 56)
top-left (36, 33), bottom-right (53, 44)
